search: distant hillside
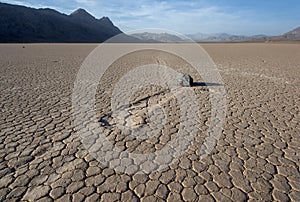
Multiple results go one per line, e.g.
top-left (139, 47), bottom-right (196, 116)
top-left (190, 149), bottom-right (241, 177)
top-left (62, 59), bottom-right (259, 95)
top-left (188, 33), bottom-right (246, 42)
top-left (130, 32), bottom-right (272, 42)
top-left (248, 26), bottom-right (300, 42)
top-left (0, 2), bottom-right (123, 42)
top-left (188, 27), bottom-right (300, 42)
top-left (269, 26), bottom-right (300, 41)
top-left (284, 26), bottom-right (300, 40)
top-left (131, 32), bottom-right (185, 43)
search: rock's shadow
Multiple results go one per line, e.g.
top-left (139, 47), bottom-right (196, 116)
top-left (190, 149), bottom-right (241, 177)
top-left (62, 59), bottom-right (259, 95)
top-left (193, 82), bottom-right (223, 87)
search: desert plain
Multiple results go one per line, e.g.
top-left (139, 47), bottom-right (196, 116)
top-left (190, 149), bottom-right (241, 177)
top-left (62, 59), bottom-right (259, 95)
top-left (0, 43), bottom-right (299, 201)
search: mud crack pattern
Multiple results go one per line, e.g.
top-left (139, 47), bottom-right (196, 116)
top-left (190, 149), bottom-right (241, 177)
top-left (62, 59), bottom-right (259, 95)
top-left (0, 44), bottom-right (299, 201)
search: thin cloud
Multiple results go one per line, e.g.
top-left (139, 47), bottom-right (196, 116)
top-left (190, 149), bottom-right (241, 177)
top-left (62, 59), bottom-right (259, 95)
top-left (0, 0), bottom-right (70, 13)
top-left (2, 0), bottom-right (300, 35)
top-left (75, 0), bottom-right (97, 6)
top-left (99, 1), bottom-right (240, 34)
top-left (1, 0), bottom-right (36, 7)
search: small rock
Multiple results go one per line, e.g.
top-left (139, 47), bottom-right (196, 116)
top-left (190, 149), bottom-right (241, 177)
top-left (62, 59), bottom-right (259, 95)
top-left (126, 116), bottom-right (145, 127)
top-left (176, 73), bottom-right (193, 87)
top-left (133, 116), bottom-right (146, 125)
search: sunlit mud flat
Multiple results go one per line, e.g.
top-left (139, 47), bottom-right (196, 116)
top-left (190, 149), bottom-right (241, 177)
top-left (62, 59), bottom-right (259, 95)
top-left (0, 43), bottom-right (299, 201)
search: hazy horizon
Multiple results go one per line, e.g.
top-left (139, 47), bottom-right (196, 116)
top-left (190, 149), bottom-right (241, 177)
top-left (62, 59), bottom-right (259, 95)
top-left (1, 0), bottom-right (300, 36)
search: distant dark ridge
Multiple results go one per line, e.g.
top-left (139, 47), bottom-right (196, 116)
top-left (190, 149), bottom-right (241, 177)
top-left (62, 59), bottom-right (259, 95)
top-left (0, 2), bottom-right (124, 43)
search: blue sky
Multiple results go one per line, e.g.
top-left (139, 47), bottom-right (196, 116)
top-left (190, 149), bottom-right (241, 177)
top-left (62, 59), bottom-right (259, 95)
top-left (2, 0), bottom-right (300, 35)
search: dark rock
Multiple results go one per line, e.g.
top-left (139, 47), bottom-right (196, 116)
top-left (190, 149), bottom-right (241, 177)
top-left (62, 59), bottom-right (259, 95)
top-left (176, 73), bottom-right (193, 87)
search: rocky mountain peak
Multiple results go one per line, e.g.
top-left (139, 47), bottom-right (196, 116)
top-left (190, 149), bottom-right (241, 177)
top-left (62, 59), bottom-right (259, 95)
top-left (70, 8), bottom-right (95, 20)
top-left (0, 2), bottom-right (124, 42)
top-left (99, 16), bottom-right (114, 26)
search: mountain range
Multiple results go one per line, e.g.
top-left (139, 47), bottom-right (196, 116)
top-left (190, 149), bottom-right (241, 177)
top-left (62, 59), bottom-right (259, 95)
top-left (267, 26), bottom-right (300, 41)
top-left (131, 32), bottom-right (186, 43)
top-left (187, 33), bottom-right (268, 42)
top-left (0, 2), bottom-right (124, 42)
top-left (0, 2), bottom-right (299, 43)
top-left (133, 30), bottom-right (300, 42)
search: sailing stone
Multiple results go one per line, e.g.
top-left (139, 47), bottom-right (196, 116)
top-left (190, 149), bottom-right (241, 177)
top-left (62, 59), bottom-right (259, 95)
top-left (176, 73), bottom-right (193, 87)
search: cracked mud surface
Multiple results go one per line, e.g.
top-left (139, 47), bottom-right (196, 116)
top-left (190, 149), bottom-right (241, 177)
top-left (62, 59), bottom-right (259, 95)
top-left (0, 43), bottom-right (299, 201)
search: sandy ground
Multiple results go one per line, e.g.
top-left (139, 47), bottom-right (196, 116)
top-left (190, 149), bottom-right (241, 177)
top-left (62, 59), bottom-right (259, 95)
top-left (0, 43), bottom-right (299, 201)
